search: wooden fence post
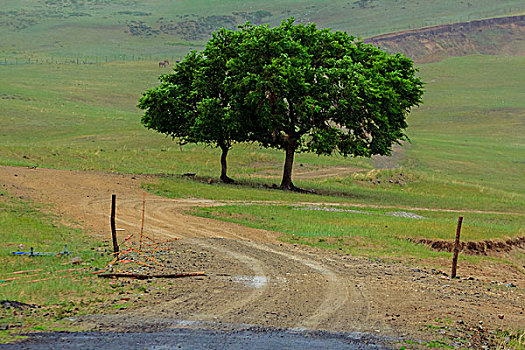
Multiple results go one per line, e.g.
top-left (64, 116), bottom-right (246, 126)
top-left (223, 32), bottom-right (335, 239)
top-left (111, 194), bottom-right (119, 254)
top-left (451, 216), bottom-right (463, 278)
top-left (139, 192), bottom-right (145, 250)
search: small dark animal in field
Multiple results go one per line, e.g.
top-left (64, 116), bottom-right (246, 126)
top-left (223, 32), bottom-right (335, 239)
top-left (159, 59), bottom-right (169, 67)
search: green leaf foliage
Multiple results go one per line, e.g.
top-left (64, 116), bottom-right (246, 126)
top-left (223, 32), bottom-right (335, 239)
top-left (138, 18), bottom-right (424, 187)
top-left (226, 18), bottom-right (424, 157)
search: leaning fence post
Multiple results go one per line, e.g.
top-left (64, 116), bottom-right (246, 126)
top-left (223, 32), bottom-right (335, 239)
top-left (111, 194), bottom-right (119, 254)
top-left (451, 216), bottom-right (463, 278)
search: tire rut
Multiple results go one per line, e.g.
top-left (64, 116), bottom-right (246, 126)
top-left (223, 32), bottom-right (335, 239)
top-left (87, 196), bottom-right (370, 332)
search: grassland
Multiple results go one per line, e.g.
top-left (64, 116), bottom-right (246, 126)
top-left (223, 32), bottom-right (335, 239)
top-left (0, 188), bottom-right (116, 331)
top-left (408, 55), bottom-right (525, 196)
top-left (1, 56), bottom-right (524, 213)
top-left (1, 53), bottom-right (523, 271)
top-left (192, 203), bottom-right (524, 260)
top-left (0, 61), bottom-right (370, 178)
top-left (1, 0), bottom-right (523, 61)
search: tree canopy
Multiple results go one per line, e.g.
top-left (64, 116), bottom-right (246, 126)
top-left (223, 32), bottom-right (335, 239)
top-left (138, 31), bottom-right (243, 183)
top-left (138, 18), bottom-right (424, 189)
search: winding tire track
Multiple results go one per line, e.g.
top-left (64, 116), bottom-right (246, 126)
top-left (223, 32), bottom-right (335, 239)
top-left (87, 196), bottom-right (369, 331)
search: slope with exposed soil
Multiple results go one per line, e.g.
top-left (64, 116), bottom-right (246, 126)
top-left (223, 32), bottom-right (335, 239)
top-left (1, 166), bottom-right (523, 348)
top-left (367, 15), bottom-right (525, 62)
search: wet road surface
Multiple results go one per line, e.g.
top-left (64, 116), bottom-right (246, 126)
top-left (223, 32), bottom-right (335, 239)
top-left (4, 327), bottom-right (394, 349)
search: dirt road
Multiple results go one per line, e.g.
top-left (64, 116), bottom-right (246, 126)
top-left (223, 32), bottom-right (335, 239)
top-left (1, 166), bottom-right (523, 348)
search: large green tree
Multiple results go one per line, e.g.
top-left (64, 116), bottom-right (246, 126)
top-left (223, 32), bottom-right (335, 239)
top-left (225, 19), bottom-right (424, 189)
top-left (138, 18), bottom-right (424, 189)
top-left (138, 29), bottom-right (243, 183)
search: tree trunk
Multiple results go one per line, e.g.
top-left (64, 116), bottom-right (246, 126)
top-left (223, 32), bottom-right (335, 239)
top-left (219, 143), bottom-right (235, 183)
top-left (280, 139), bottom-right (297, 190)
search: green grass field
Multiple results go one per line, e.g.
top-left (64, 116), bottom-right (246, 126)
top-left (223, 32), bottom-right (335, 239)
top-left (194, 203), bottom-right (524, 259)
top-left (1, 0), bottom-right (523, 61)
top-left (1, 54), bottom-right (523, 271)
top-left (408, 55), bottom-right (525, 196)
top-left (0, 189), bottom-right (113, 323)
top-left (1, 55), bottom-right (524, 208)
top-left (3, 55), bottom-right (522, 211)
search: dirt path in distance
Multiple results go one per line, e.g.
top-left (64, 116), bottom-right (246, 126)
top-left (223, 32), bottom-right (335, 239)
top-left (1, 166), bottom-right (523, 347)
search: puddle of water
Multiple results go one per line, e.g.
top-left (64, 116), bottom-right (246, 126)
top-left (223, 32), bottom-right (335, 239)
top-left (296, 206), bottom-right (426, 219)
top-left (173, 320), bottom-right (201, 327)
top-left (296, 207), bottom-right (370, 215)
top-left (387, 211), bottom-right (426, 219)
top-left (232, 275), bottom-right (268, 288)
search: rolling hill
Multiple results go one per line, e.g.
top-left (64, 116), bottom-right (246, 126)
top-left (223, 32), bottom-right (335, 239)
top-left (1, 0), bottom-right (524, 61)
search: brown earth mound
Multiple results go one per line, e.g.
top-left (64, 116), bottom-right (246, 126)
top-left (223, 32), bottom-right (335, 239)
top-left (411, 236), bottom-right (525, 255)
top-left (367, 15), bottom-right (525, 62)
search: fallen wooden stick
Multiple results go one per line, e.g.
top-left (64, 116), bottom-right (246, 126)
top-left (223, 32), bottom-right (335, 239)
top-left (6, 269), bottom-right (43, 275)
top-left (97, 272), bottom-right (205, 280)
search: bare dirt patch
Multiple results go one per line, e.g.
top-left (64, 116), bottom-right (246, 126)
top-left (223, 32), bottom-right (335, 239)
top-left (367, 15), bottom-right (525, 63)
top-left (0, 166), bottom-right (523, 348)
top-left (411, 237), bottom-right (525, 255)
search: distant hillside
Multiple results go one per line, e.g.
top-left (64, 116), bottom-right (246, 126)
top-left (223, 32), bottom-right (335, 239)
top-left (0, 0), bottom-right (523, 60)
top-left (367, 15), bottom-right (525, 62)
